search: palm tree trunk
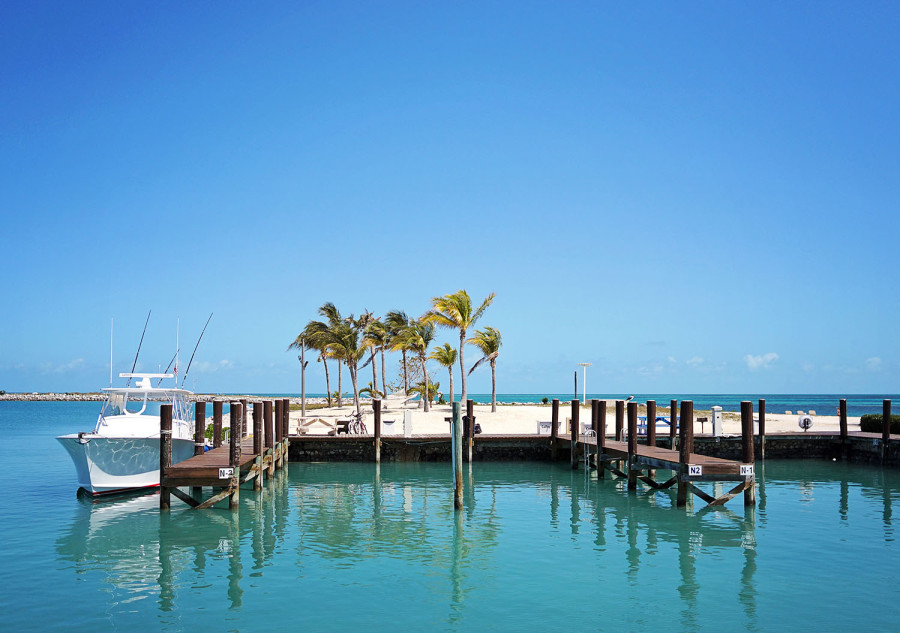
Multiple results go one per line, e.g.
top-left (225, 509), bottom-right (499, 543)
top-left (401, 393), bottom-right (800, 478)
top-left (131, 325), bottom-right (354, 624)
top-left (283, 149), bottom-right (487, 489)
top-left (323, 357), bottom-right (332, 408)
top-left (337, 361), bottom-right (343, 408)
top-left (490, 359), bottom-right (497, 413)
top-left (370, 350), bottom-right (377, 397)
top-left (380, 347), bottom-right (387, 396)
top-left (458, 330), bottom-right (466, 407)
top-left (401, 350), bottom-right (409, 393)
top-left (421, 355), bottom-right (430, 412)
top-left (350, 364), bottom-right (360, 417)
top-left (448, 367), bottom-right (454, 406)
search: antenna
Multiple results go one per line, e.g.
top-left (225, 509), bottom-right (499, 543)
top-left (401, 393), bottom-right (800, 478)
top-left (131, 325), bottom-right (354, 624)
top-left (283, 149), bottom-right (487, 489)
top-left (109, 317), bottom-right (114, 387)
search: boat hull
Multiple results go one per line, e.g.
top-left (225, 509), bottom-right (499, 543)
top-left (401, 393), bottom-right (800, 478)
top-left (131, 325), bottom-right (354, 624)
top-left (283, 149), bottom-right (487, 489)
top-left (57, 435), bottom-right (195, 495)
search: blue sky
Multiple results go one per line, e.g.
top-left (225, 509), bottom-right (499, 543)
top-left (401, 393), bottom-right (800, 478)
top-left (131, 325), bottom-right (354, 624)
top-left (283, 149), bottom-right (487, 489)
top-left (2, 2), bottom-right (898, 395)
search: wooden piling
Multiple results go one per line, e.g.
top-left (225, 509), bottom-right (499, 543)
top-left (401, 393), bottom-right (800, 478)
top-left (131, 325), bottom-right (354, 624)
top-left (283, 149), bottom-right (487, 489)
top-left (595, 400), bottom-right (606, 479)
top-left (669, 399), bottom-right (678, 448)
top-left (274, 399), bottom-right (284, 469)
top-left (883, 399), bottom-right (891, 463)
top-left (839, 399), bottom-right (848, 446)
top-left (373, 399), bottom-right (382, 463)
top-left (550, 399), bottom-right (559, 461)
top-left (240, 398), bottom-right (248, 438)
top-left (758, 398), bottom-right (766, 460)
top-left (281, 398), bottom-right (290, 439)
top-left (616, 400), bottom-right (625, 442)
top-left (677, 400), bottom-right (693, 507)
top-left (452, 401), bottom-right (463, 510)
top-left (194, 401), bottom-right (206, 457)
top-left (160, 404), bottom-right (173, 510)
top-left (213, 400), bottom-right (223, 448)
top-left (466, 399), bottom-right (475, 463)
top-left (253, 401), bottom-right (263, 490)
top-left (627, 401), bottom-right (638, 490)
top-left (741, 401), bottom-right (756, 505)
top-left (571, 399), bottom-right (579, 470)
top-left (264, 400), bottom-right (275, 477)
top-left (229, 403), bottom-right (242, 510)
top-left (647, 400), bottom-right (656, 447)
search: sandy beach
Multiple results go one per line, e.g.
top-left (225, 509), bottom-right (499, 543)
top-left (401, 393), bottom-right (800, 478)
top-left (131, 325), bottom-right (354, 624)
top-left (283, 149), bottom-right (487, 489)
top-left (289, 399), bottom-right (861, 437)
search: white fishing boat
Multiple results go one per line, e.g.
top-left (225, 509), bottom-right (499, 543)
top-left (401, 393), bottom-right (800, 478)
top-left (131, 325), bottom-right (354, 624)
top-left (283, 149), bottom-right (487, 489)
top-left (57, 373), bottom-right (196, 495)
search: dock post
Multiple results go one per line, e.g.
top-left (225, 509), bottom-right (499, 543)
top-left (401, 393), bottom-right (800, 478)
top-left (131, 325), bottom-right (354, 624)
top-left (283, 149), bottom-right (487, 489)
top-left (452, 401), bottom-right (463, 510)
top-left (192, 401), bottom-right (206, 497)
top-left (466, 399), bottom-right (475, 463)
top-left (241, 398), bottom-right (248, 438)
top-left (229, 403), bottom-right (242, 510)
top-left (213, 400), bottom-right (223, 448)
top-left (669, 399), bottom-right (678, 449)
top-left (627, 402), bottom-right (638, 490)
top-left (741, 401), bottom-right (756, 505)
top-left (677, 401), bottom-right (694, 507)
top-left (373, 399), bottom-right (382, 463)
top-left (282, 398), bottom-right (290, 467)
top-left (883, 400), bottom-right (891, 463)
top-left (274, 399), bottom-right (283, 469)
top-left (550, 399), bottom-right (559, 461)
top-left (839, 399), bottom-right (848, 455)
top-left (264, 400), bottom-right (275, 477)
top-left (160, 404), bottom-right (173, 511)
top-left (571, 399), bottom-right (579, 470)
top-left (616, 400), bottom-right (625, 442)
top-left (596, 400), bottom-right (606, 479)
top-left (647, 400), bottom-right (656, 447)
top-left (253, 402), bottom-right (263, 490)
top-left (758, 399), bottom-right (766, 460)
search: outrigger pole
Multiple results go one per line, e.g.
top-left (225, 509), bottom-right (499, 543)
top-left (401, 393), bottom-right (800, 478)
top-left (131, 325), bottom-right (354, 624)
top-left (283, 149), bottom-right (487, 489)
top-left (181, 313), bottom-right (213, 388)
top-left (125, 310), bottom-right (151, 387)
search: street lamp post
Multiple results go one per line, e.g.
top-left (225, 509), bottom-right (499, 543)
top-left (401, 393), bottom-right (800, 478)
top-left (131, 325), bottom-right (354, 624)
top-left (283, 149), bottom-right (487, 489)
top-left (577, 362), bottom-right (591, 404)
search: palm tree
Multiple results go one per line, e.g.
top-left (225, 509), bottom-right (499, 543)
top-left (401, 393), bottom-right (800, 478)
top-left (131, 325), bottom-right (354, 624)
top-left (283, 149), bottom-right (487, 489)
top-left (429, 343), bottom-right (458, 406)
top-left (408, 379), bottom-right (440, 405)
top-left (362, 317), bottom-right (389, 398)
top-left (326, 314), bottom-right (368, 417)
top-left (293, 319), bottom-right (333, 407)
top-left (319, 302), bottom-right (345, 408)
top-left (384, 310), bottom-right (410, 393)
top-left (427, 290), bottom-right (495, 407)
top-left (468, 327), bottom-right (502, 412)
top-left (394, 317), bottom-right (436, 412)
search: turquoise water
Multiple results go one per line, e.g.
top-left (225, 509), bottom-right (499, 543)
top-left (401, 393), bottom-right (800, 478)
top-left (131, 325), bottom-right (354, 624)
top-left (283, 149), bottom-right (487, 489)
top-left (2, 401), bottom-right (900, 632)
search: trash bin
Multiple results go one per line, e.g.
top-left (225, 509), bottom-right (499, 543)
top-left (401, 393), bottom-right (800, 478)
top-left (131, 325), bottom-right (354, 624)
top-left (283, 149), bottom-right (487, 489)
top-left (711, 406), bottom-right (723, 437)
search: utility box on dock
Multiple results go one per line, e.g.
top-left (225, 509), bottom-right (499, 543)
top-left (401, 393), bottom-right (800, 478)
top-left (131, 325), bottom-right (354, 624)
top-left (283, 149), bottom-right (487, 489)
top-left (711, 406), bottom-right (723, 436)
top-left (403, 410), bottom-right (412, 437)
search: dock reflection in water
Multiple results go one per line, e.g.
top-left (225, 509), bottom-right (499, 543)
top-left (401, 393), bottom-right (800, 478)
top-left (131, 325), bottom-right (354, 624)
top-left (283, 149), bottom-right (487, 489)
top-left (53, 460), bottom-right (900, 632)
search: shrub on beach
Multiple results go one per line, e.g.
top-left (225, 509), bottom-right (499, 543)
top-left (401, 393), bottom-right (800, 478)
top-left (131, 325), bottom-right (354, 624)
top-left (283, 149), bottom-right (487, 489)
top-left (860, 414), bottom-right (900, 434)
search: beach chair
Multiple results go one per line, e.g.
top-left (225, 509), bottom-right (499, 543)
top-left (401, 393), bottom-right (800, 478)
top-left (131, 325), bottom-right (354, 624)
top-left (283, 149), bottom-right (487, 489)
top-left (298, 418), bottom-right (336, 435)
top-left (336, 419), bottom-right (351, 435)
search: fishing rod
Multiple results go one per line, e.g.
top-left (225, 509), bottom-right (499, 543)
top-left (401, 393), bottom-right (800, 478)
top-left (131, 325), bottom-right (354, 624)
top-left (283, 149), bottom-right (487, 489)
top-left (125, 310), bottom-right (151, 387)
top-left (155, 351), bottom-right (178, 387)
top-left (181, 312), bottom-right (213, 388)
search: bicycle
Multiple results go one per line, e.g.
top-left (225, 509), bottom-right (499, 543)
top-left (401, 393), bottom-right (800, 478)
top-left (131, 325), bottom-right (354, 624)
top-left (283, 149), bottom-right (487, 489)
top-left (349, 411), bottom-right (368, 435)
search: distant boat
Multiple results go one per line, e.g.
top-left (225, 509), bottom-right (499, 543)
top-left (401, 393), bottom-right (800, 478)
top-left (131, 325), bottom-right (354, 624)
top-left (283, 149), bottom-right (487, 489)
top-left (57, 373), bottom-right (195, 495)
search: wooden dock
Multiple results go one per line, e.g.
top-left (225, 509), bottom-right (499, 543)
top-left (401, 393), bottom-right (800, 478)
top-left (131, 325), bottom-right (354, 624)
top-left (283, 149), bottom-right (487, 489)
top-left (159, 398), bottom-right (291, 511)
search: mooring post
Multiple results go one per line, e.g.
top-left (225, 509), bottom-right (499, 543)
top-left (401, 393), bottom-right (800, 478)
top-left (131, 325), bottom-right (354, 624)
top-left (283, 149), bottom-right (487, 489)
top-left (741, 401), bottom-right (756, 505)
top-left (274, 399), bottom-right (283, 469)
top-left (282, 398), bottom-right (291, 467)
top-left (229, 403), bottom-right (242, 510)
top-left (253, 401), bottom-right (263, 490)
top-left (192, 401), bottom-right (206, 497)
top-left (241, 398), bottom-right (248, 438)
top-left (596, 400), bottom-right (607, 478)
top-left (550, 399), bottom-right (559, 461)
top-left (466, 399), bottom-right (475, 463)
top-left (264, 400), bottom-right (275, 477)
top-left (839, 398), bottom-right (848, 449)
top-left (160, 403), bottom-right (173, 511)
top-left (758, 398), bottom-right (766, 460)
top-left (677, 401), bottom-right (694, 507)
top-left (647, 400), bottom-right (657, 447)
top-left (571, 399), bottom-right (579, 470)
top-left (883, 399), bottom-right (891, 463)
top-left (452, 401), bottom-right (463, 510)
top-left (627, 402), bottom-right (638, 490)
top-left (616, 400), bottom-right (625, 442)
top-left (669, 399), bottom-right (678, 449)
top-left (213, 400), bottom-right (223, 448)
top-left (373, 399), bottom-right (382, 464)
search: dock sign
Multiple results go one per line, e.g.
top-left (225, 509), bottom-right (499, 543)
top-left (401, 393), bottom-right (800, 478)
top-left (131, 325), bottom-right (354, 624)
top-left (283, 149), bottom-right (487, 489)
top-left (688, 464), bottom-right (702, 476)
top-left (218, 467), bottom-right (234, 479)
top-left (740, 464), bottom-right (754, 477)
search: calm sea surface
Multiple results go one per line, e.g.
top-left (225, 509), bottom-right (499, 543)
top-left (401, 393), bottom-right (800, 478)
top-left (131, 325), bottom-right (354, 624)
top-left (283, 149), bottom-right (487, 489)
top-left (2, 401), bottom-right (899, 632)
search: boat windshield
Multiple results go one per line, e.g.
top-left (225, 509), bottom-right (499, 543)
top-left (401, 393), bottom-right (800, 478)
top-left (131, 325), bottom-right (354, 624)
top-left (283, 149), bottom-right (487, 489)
top-left (99, 390), bottom-right (193, 420)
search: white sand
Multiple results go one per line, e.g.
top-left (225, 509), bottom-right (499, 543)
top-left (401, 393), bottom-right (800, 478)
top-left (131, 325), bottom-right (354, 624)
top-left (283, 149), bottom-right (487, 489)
top-left (289, 400), bottom-right (861, 436)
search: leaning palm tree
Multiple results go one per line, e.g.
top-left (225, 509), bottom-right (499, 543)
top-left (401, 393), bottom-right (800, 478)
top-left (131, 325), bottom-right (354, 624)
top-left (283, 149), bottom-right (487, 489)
top-left (394, 317), bottom-right (436, 412)
top-left (293, 319), bottom-right (334, 407)
top-left (468, 326), bottom-right (502, 412)
top-left (326, 315), bottom-right (368, 417)
top-left (384, 310), bottom-right (411, 394)
top-left (426, 290), bottom-right (495, 407)
top-left (319, 302), bottom-right (345, 407)
top-left (429, 343), bottom-right (458, 406)
top-left (362, 316), bottom-right (388, 397)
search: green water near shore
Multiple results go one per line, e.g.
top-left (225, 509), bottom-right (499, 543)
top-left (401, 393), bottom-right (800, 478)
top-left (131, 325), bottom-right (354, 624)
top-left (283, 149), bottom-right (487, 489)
top-left (2, 402), bottom-right (899, 632)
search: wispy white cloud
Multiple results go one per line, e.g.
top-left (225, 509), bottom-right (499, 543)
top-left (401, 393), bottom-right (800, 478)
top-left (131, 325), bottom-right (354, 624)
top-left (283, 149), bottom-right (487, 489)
top-left (745, 352), bottom-right (779, 370)
top-left (192, 360), bottom-right (234, 373)
top-left (685, 356), bottom-right (704, 367)
top-left (39, 358), bottom-right (86, 374)
top-left (865, 357), bottom-right (883, 371)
